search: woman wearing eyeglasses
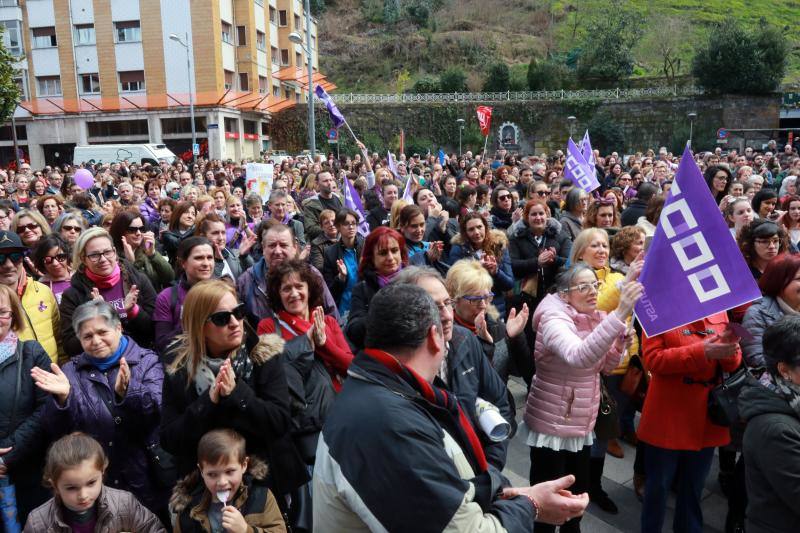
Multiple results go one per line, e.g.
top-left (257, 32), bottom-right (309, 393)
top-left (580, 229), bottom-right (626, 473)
top-left (738, 220), bottom-right (791, 280)
top-left (489, 185), bottom-right (520, 231)
top-left (59, 227), bottom-right (157, 358)
top-left (31, 235), bottom-right (73, 304)
top-left (11, 209), bottom-right (51, 250)
top-left (52, 212), bottom-right (87, 249)
top-left (160, 279), bottom-right (307, 506)
top-left (108, 210), bottom-right (174, 293)
top-left (257, 260), bottom-right (354, 461)
top-left (449, 212), bottom-right (514, 316)
top-left (524, 263), bottom-right (641, 533)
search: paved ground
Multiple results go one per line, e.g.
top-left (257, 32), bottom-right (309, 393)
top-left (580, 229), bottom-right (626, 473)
top-left (502, 379), bottom-right (728, 532)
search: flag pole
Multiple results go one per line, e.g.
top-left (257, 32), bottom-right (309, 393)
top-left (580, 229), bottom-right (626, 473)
top-left (342, 120), bottom-right (359, 143)
top-left (481, 135), bottom-right (489, 162)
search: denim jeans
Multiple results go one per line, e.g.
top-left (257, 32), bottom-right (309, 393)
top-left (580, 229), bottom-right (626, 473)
top-left (641, 444), bottom-right (715, 533)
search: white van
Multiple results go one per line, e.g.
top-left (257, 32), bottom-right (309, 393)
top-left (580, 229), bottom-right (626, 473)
top-left (73, 144), bottom-right (178, 165)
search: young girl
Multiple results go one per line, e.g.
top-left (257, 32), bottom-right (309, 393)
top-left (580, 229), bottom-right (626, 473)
top-left (24, 432), bottom-right (165, 532)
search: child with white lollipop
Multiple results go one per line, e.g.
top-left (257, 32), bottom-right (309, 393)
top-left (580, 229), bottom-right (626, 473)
top-left (170, 428), bottom-right (286, 532)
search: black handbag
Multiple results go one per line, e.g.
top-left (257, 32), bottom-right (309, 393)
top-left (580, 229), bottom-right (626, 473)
top-left (593, 376), bottom-right (620, 440)
top-left (707, 364), bottom-right (757, 427)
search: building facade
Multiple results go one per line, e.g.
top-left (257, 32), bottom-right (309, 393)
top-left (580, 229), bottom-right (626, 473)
top-left (0, 0), bottom-right (331, 168)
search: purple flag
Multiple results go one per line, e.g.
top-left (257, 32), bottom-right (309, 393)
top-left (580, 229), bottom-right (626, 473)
top-left (565, 138), bottom-right (600, 193)
top-left (343, 176), bottom-right (370, 237)
top-left (314, 85), bottom-right (345, 129)
top-left (635, 145), bottom-right (761, 337)
top-left (580, 130), bottom-right (595, 166)
top-left (401, 174), bottom-right (414, 202)
top-left (387, 151), bottom-right (399, 178)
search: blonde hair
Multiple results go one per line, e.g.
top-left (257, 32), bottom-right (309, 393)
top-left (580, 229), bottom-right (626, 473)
top-left (0, 284), bottom-right (26, 333)
top-left (72, 227), bottom-right (113, 267)
top-left (169, 279), bottom-right (238, 384)
top-left (569, 228), bottom-right (609, 265)
top-left (445, 259), bottom-right (493, 299)
top-left (389, 199), bottom-right (409, 229)
top-left (10, 209), bottom-right (52, 238)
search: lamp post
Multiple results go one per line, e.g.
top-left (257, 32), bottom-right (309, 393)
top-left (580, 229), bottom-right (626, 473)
top-left (289, 4), bottom-right (315, 160)
top-left (10, 103), bottom-right (22, 170)
top-left (687, 111), bottom-right (697, 148)
top-left (567, 115), bottom-right (576, 139)
top-left (456, 118), bottom-right (465, 157)
top-left (169, 33), bottom-right (196, 163)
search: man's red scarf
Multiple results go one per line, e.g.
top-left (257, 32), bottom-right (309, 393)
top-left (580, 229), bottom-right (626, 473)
top-left (363, 348), bottom-right (488, 473)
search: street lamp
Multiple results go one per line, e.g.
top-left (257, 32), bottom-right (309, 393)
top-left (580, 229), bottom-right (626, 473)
top-left (169, 33), bottom-right (196, 163)
top-left (289, 3), bottom-right (315, 159)
top-left (456, 118), bottom-right (465, 157)
top-left (687, 111), bottom-right (697, 148)
top-left (567, 116), bottom-right (577, 139)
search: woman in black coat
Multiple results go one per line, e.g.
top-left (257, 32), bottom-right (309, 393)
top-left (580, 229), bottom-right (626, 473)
top-left (0, 285), bottom-right (51, 525)
top-left (160, 279), bottom-right (307, 504)
top-left (59, 228), bottom-right (157, 358)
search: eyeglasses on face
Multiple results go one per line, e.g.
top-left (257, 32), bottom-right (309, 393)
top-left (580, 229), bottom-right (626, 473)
top-left (564, 281), bottom-right (603, 295)
top-left (755, 237), bottom-right (780, 247)
top-left (125, 225), bottom-right (144, 234)
top-left (62, 224), bottom-right (82, 233)
top-left (0, 252), bottom-right (24, 265)
top-left (436, 298), bottom-right (455, 313)
top-left (497, 194), bottom-right (512, 201)
top-left (85, 249), bottom-right (116, 263)
top-left (44, 253), bottom-right (69, 265)
top-left (17, 223), bottom-right (40, 233)
top-left (207, 303), bottom-right (247, 327)
top-left (461, 293), bottom-right (494, 304)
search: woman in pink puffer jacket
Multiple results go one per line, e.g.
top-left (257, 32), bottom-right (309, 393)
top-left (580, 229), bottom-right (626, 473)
top-left (524, 263), bottom-right (641, 533)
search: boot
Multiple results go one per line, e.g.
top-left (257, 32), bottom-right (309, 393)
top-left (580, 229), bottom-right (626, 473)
top-left (589, 457), bottom-right (619, 514)
top-left (607, 438), bottom-right (625, 459)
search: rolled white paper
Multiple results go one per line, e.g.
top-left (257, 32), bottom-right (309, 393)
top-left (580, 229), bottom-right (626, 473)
top-left (475, 397), bottom-right (511, 442)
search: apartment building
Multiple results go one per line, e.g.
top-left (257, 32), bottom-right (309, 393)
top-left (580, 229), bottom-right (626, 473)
top-left (0, 0), bottom-right (333, 168)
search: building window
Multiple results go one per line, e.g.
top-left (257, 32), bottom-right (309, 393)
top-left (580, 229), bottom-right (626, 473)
top-left (0, 20), bottom-right (22, 55)
top-left (0, 0), bottom-right (19, 6)
top-left (87, 120), bottom-right (148, 138)
top-left (224, 117), bottom-right (238, 133)
top-left (294, 14), bottom-right (301, 30)
top-left (256, 31), bottom-right (266, 51)
top-left (280, 49), bottom-right (289, 66)
top-left (239, 72), bottom-right (249, 91)
top-left (284, 89), bottom-right (292, 99)
top-left (221, 22), bottom-right (232, 44)
top-left (36, 76), bottom-right (62, 97)
top-left (74, 24), bottom-right (95, 45)
top-left (119, 70), bottom-right (145, 92)
top-left (224, 70), bottom-right (234, 90)
top-left (278, 10), bottom-right (287, 26)
top-left (273, 86), bottom-right (280, 97)
top-left (80, 73), bottom-right (101, 94)
top-left (236, 25), bottom-right (246, 46)
top-left (271, 46), bottom-right (280, 65)
top-left (295, 51), bottom-right (301, 67)
top-left (115, 21), bottom-right (141, 43)
top-left (269, 7), bottom-right (277, 24)
top-left (31, 26), bottom-right (57, 48)
top-left (258, 75), bottom-right (268, 94)
top-left (254, 0), bottom-right (263, 5)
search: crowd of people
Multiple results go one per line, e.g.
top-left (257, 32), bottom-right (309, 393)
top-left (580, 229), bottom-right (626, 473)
top-left (0, 137), bottom-right (798, 533)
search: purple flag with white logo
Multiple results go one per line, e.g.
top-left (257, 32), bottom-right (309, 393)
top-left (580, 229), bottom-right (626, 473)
top-left (314, 85), bottom-right (345, 129)
top-left (401, 174), bottom-right (414, 202)
top-left (387, 151), bottom-right (399, 178)
top-left (635, 145), bottom-right (761, 337)
top-left (565, 138), bottom-right (601, 193)
top-left (580, 130), bottom-right (595, 166)
top-left (343, 175), bottom-right (370, 237)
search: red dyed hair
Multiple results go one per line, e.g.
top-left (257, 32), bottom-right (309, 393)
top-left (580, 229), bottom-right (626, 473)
top-left (759, 253), bottom-right (800, 297)
top-left (358, 226), bottom-right (408, 278)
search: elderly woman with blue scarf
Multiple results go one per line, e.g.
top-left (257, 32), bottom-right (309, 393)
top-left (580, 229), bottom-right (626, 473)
top-left (31, 299), bottom-right (168, 520)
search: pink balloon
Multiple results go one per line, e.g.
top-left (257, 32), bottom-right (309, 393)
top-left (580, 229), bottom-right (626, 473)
top-left (73, 169), bottom-right (94, 190)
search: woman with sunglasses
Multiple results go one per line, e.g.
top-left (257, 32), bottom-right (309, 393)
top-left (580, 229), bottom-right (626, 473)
top-left (448, 212), bottom-right (514, 316)
top-left (524, 263), bottom-right (641, 533)
top-left (257, 259), bottom-right (354, 462)
top-left (52, 212), bottom-right (87, 249)
top-left (31, 235), bottom-right (73, 304)
top-left (489, 185), bottom-right (520, 231)
top-left (11, 209), bottom-right (51, 250)
top-left (160, 279), bottom-right (307, 507)
top-left (59, 227), bottom-right (157, 358)
top-left (109, 209), bottom-right (174, 293)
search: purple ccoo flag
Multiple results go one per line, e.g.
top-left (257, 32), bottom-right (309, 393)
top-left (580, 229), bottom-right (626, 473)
top-left (343, 175), bottom-right (370, 237)
top-left (565, 138), bottom-right (601, 193)
top-left (580, 130), bottom-right (595, 167)
top-left (635, 145), bottom-right (761, 337)
top-left (314, 85), bottom-right (345, 129)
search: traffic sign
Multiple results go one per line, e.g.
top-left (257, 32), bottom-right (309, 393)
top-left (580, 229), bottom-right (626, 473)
top-left (327, 128), bottom-right (339, 140)
top-left (716, 128), bottom-right (728, 139)
top-left (192, 143), bottom-right (200, 155)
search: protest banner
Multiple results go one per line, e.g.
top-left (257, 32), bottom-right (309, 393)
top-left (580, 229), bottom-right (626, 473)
top-left (635, 145), bottom-right (761, 337)
top-left (565, 138), bottom-right (601, 193)
top-left (245, 163), bottom-right (274, 202)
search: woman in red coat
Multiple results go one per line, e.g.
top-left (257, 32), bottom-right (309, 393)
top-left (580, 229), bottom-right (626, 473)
top-left (639, 312), bottom-right (742, 533)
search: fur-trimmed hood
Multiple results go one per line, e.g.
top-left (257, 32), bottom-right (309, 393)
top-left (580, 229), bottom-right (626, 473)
top-left (170, 456), bottom-right (270, 513)
top-left (450, 228), bottom-right (509, 256)
top-left (249, 333), bottom-right (286, 365)
top-left (510, 216), bottom-right (563, 240)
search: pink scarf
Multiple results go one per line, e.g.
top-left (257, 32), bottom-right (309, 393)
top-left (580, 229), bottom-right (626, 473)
top-left (84, 264), bottom-right (121, 289)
